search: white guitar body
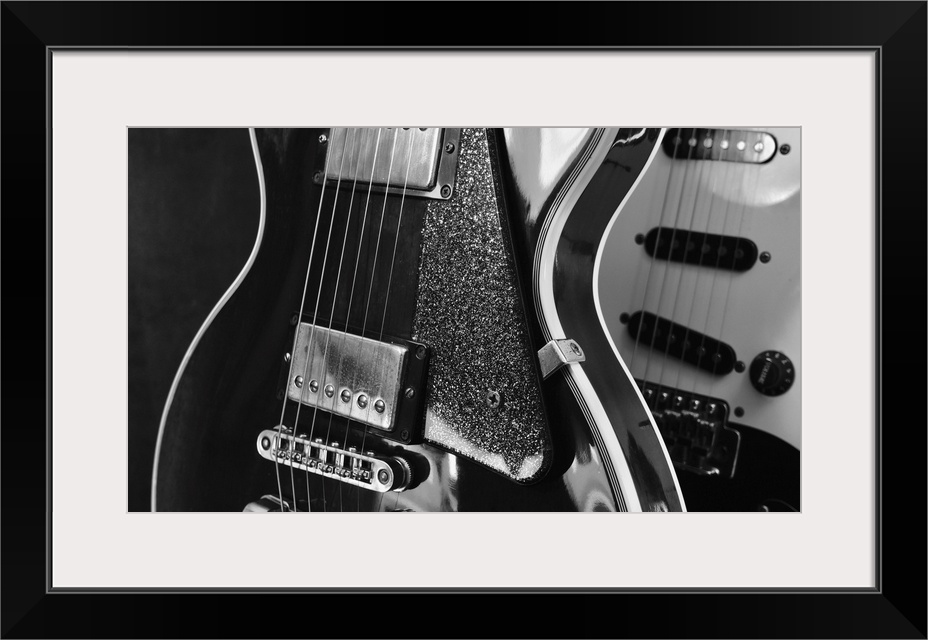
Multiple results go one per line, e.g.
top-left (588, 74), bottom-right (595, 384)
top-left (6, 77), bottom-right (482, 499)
top-left (599, 128), bottom-right (801, 459)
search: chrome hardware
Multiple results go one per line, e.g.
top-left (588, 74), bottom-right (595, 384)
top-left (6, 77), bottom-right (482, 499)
top-left (256, 429), bottom-right (411, 492)
top-left (294, 375), bottom-right (303, 388)
top-left (374, 399), bottom-right (385, 413)
top-left (537, 338), bottom-right (586, 379)
top-left (288, 322), bottom-right (407, 432)
top-left (318, 128), bottom-right (461, 200)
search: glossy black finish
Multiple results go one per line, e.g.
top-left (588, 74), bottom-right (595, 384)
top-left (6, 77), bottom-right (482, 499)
top-left (676, 424), bottom-right (800, 512)
top-left (494, 128), bottom-right (685, 511)
top-left (155, 128), bottom-right (621, 511)
top-left (551, 129), bottom-right (684, 511)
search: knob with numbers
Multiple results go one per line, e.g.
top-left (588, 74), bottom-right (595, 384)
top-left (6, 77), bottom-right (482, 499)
top-left (749, 351), bottom-right (795, 396)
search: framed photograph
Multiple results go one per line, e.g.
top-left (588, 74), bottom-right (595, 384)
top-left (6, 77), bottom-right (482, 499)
top-left (4, 1), bottom-right (924, 637)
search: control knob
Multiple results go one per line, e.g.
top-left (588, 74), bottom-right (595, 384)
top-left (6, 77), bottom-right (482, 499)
top-left (749, 350), bottom-right (795, 396)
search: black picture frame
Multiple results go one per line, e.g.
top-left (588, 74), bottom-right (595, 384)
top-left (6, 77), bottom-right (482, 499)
top-left (3, 2), bottom-right (924, 637)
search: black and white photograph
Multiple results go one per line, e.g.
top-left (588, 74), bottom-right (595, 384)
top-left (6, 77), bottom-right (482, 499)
top-left (7, 1), bottom-right (925, 637)
top-left (131, 127), bottom-right (801, 513)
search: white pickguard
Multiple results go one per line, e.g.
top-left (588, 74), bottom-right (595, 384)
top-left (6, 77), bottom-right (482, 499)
top-left (599, 128), bottom-right (801, 451)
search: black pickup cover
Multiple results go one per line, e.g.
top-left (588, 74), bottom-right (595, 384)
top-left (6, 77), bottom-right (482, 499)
top-left (644, 227), bottom-right (757, 272)
top-left (626, 311), bottom-right (736, 375)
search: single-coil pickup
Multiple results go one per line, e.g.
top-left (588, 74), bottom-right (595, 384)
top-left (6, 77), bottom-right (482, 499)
top-left (256, 428), bottom-right (411, 492)
top-left (644, 227), bottom-right (758, 272)
top-left (662, 128), bottom-right (778, 164)
top-left (626, 311), bottom-right (737, 375)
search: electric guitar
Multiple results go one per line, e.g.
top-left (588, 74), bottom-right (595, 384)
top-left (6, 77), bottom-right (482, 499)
top-left (151, 127), bottom-right (686, 512)
top-left (599, 128), bottom-right (800, 510)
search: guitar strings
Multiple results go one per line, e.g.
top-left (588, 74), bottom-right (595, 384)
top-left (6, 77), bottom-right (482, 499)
top-left (333, 126), bottom-right (401, 511)
top-left (672, 130), bottom-right (734, 435)
top-left (707, 133), bottom-right (766, 385)
top-left (307, 127), bottom-right (384, 512)
top-left (651, 129), bottom-right (712, 409)
top-left (300, 128), bottom-right (361, 513)
top-left (660, 129), bottom-right (732, 475)
top-left (318, 127), bottom-right (400, 512)
top-left (303, 126), bottom-right (375, 512)
top-left (637, 130), bottom-right (698, 404)
top-left (270, 128), bottom-right (343, 511)
top-left (286, 128), bottom-right (358, 511)
top-left (628, 130), bottom-right (682, 389)
top-left (365, 130), bottom-right (416, 514)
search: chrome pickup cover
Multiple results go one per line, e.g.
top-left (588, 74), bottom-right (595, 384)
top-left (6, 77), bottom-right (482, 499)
top-left (317, 128), bottom-right (461, 200)
top-left (287, 323), bottom-right (408, 432)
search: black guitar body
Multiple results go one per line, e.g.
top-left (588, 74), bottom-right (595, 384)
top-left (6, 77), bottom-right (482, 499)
top-left (152, 128), bottom-right (684, 512)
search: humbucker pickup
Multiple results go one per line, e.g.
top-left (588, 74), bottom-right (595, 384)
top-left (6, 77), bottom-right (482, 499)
top-left (286, 322), bottom-right (429, 438)
top-left (314, 127), bottom-right (461, 200)
top-left (256, 429), bottom-right (412, 492)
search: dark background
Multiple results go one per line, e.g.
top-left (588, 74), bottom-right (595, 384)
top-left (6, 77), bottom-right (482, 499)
top-left (128, 129), bottom-right (258, 512)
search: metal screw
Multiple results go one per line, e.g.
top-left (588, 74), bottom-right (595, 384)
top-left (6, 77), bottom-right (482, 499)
top-left (313, 171), bottom-right (324, 183)
top-left (378, 469), bottom-right (390, 484)
top-left (309, 379), bottom-right (319, 393)
top-left (486, 390), bottom-right (502, 409)
top-left (444, 142), bottom-right (455, 154)
top-left (319, 134), bottom-right (328, 144)
top-left (759, 251), bottom-right (772, 264)
top-left (440, 185), bottom-right (452, 198)
top-left (324, 384), bottom-right (335, 398)
top-left (261, 437), bottom-right (271, 450)
top-left (374, 399), bottom-right (385, 413)
top-left (340, 389), bottom-right (352, 403)
top-left (400, 429), bottom-right (410, 441)
top-left (294, 376), bottom-right (303, 388)
top-left (357, 394), bottom-right (368, 409)
top-left (416, 345), bottom-right (426, 360)
top-left (779, 144), bottom-right (791, 155)
top-left (405, 388), bottom-right (415, 399)
top-left (284, 352), bottom-right (291, 363)
top-left (290, 314), bottom-right (299, 326)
